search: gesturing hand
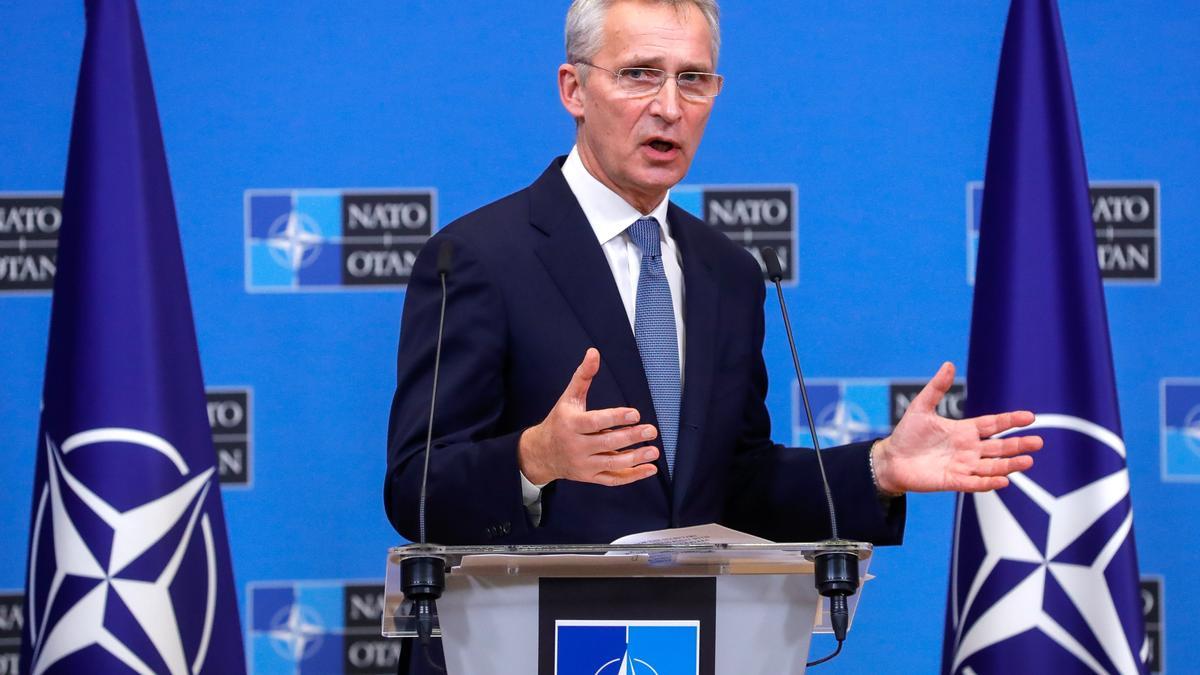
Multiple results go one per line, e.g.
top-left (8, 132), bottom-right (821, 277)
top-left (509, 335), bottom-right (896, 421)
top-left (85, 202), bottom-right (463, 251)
top-left (872, 362), bottom-right (1043, 494)
top-left (518, 348), bottom-right (660, 487)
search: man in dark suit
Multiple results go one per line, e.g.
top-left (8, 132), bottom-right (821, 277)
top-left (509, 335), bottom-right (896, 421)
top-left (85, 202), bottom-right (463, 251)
top-left (386, 0), bottom-right (1041, 550)
top-left (386, 1), bottom-right (1042, 671)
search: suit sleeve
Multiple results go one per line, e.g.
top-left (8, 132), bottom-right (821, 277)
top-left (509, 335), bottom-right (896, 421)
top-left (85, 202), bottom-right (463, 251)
top-left (384, 232), bottom-right (533, 544)
top-left (720, 271), bottom-right (906, 545)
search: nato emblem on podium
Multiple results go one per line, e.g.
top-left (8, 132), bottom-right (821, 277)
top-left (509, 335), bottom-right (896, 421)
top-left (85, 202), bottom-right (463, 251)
top-left (538, 578), bottom-right (716, 675)
top-left (555, 620), bottom-right (700, 674)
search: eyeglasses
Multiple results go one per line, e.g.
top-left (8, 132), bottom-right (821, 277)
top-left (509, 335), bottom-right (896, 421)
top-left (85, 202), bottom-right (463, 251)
top-left (577, 62), bottom-right (724, 100)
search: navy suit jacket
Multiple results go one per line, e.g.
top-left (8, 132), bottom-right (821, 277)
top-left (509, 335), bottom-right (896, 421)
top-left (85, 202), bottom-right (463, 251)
top-left (385, 157), bottom-right (905, 546)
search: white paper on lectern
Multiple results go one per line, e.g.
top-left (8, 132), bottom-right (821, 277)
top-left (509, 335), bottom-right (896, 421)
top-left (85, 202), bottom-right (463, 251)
top-left (454, 524), bottom-right (775, 571)
top-left (606, 522), bottom-right (773, 549)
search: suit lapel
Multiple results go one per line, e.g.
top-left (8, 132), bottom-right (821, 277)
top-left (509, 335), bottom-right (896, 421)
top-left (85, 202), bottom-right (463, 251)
top-left (667, 203), bottom-right (719, 514)
top-left (527, 160), bottom-right (672, 490)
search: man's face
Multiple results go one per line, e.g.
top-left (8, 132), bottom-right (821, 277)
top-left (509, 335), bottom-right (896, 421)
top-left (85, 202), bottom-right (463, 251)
top-left (561, 0), bottom-right (716, 212)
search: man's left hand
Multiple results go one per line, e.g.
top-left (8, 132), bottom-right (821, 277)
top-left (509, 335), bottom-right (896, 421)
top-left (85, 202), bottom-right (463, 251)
top-left (871, 362), bottom-right (1043, 494)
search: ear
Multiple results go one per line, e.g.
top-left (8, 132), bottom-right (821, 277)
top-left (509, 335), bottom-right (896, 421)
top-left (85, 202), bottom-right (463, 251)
top-left (558, 63), bottom-right (586, 120)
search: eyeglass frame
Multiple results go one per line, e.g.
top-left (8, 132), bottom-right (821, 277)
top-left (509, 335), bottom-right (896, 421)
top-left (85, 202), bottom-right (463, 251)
top-left (575, 61), bottom-right (724, 100)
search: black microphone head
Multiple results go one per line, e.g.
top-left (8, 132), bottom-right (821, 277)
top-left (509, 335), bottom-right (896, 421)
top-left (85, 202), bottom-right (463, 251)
top-left (761, 246), bottom-right (784, 282)
top-left (436, 240), bottom-right (454, 275)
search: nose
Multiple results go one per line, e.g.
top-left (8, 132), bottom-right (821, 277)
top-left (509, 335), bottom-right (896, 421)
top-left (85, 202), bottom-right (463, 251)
top-left (649, 77), bottom-right (682, 123)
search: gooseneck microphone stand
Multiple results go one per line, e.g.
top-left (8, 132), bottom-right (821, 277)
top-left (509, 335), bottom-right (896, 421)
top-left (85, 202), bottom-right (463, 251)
top-left (400, 242), bottom-right (455, 672)
top-left (759, 247), bottom-right (860, 668)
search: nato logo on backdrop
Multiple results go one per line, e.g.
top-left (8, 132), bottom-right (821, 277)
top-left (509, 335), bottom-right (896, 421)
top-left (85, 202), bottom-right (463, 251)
top-left (1140, 576), bottom-right (1165, 674)
top-left (793, 379), bottom-right (966, 448)
top-left (0, 193), bottom-right (61, 293)
top-left (555, 620), bottom-right (700, 675)
top-left (248, 580), bottom-right (396, 674)
top-left (245, 189), bottom-right (436, 291)
top-left (674, 185), bottom-right (797, 283)
top-left (0, 591), bottom-right (21, 673)
top-left (966, 181), bottom-right (1160, 283)
top-left (1160, 379), bottom-right (1200, 481)
top-left (206, 388), bottom-right (253, 487)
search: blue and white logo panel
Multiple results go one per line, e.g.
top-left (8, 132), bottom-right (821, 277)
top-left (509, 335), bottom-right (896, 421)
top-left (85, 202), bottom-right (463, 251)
top-left (1161, 379), bottom-right (1200, 482)
top-left (244, 188), bottom-right (436, 292)
top-left (674, 184), bottom-right (797, 284)
top-left (555, 620), bottom-right (699, 675)
top-left (792, 379), bottom-right (892, 448)
top-left (792, 378), bottom-right (966, 448)
top-left (248, 580), bottom-right (396, 675)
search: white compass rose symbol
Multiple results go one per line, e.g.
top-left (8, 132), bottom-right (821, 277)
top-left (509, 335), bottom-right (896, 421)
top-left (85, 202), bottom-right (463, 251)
top-left (815, 399), bottom-right (873, 446)
top-left (949, 414), bottom-right (1144, 675)
top-left (26, 428), bottom-right (219, 675)
top-left (267, 603), bottom-right (325, 662)
top-left (266, 210), bottom-right (323, 271)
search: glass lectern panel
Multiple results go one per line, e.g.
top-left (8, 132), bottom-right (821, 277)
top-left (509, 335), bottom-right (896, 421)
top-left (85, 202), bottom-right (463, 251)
top-left (381, 541), bottom-right (872, 639)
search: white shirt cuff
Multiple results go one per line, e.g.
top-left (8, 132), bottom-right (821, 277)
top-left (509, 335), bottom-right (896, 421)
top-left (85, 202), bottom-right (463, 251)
top-left (519, 470), bottom-right (548, 505)
top-left (519, 470), bottom-right (548, 526)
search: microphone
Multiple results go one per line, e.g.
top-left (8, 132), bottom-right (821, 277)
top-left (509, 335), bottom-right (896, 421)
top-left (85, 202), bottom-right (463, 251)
top-left (402, 240), bottom-right (454, 663)
top-left (436, 239), bottom-right (454, 276)
top-left (760, 247), bottom-right (859, 666)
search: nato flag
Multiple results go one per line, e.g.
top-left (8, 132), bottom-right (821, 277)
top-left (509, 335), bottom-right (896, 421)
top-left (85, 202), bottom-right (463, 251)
top-left (942, 1), bottom-right (1146, 673)
top-left (19, 1), bottom-right (246, 673)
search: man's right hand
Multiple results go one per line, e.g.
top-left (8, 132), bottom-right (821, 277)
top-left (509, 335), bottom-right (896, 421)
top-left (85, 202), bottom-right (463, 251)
top-left (518, 348), bottom-right (660, 487)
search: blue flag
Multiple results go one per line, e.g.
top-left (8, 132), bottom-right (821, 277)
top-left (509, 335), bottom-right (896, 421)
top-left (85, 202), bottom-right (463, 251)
top-left (19, 1), bottom-right (246, 673)
top-left (942, 1), bottom-right (1146, 673)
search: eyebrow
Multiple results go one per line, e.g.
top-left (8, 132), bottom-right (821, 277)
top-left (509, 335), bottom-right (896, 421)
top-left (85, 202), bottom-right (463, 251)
top-left (619, 54), bottom-right (713, 72)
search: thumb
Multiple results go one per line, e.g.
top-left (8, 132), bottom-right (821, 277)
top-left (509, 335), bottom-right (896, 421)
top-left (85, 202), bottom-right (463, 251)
top-left (561, 348), bottom-right (600, 407)
top-left (909, 361), bottom-right (954, 415)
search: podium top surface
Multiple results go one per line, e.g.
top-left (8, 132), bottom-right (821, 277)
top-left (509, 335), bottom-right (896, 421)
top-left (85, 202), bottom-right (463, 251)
top-left (388, 540), bottom-right (872, 577)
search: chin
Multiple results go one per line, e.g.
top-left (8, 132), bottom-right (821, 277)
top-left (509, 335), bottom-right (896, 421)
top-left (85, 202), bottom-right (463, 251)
top-left (634, 167), bottom-right (687, 193)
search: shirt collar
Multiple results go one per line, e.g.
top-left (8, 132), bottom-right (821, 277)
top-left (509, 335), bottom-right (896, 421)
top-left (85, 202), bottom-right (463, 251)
top-left (561, 145), bottom-right (672, 246)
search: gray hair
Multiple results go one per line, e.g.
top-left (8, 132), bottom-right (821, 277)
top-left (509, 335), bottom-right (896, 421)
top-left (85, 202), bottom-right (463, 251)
top-left (565, 0), bottom-right (721, 67)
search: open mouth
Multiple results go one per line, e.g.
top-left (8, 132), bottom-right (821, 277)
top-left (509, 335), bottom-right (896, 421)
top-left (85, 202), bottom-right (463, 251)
top-left (645, 139), bottom-right (678, 154)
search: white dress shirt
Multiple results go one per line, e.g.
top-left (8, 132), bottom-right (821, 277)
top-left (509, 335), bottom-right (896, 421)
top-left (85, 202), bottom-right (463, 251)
top-left (520, 146), bottom-right (688, 518)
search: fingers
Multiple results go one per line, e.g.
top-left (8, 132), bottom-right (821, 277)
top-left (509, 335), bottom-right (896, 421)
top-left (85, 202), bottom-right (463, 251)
top-left (561, 348), bottom-right (601, 406)
top-left (973, 410), bottom-right (1036, 438)
top-left (589, 446), bottom-right (660, 474)
top-left (594, 462), bottom-right (659, 487)
top-left (957, 475), bottom-right (1012, 492)
top-left (587, 425), bottom-right (658, 454)
top-left (574, 406), bottom-right (641, 434)
top-left (978, 434), bottom-right (1043, 458)
top-left (908, 362), bottom-right (955, 415)
top-left (971, 455), bottom-right (1034, 477)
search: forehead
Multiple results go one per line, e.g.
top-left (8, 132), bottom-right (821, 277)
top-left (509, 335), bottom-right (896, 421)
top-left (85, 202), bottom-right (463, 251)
top-left (597, 1), bottom-right (714, 70)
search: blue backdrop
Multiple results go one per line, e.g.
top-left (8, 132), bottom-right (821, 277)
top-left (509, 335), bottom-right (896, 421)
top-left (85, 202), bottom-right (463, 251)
top-left (1, 1), bottom-right (1196, 672)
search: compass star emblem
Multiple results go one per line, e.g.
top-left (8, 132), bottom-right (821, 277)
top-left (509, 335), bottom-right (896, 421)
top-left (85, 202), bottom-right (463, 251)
top-left (26, 428), bottom-right (219, 675)
top-left (816, 399), bottom-right (873, 447)
top-left (948, 414), bottom-right (1144, 674)
top-left (266, 210), bottom-right (323, 270)
top-left (267, 603), bottom-right (325, 662)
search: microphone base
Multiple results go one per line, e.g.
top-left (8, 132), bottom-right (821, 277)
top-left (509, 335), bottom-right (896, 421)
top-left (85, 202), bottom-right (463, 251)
top-left (401, 554), bottom-right (447, 643)
top-left (814, 549), bottom-right (859, 596)
top-left (813, 549), bottom-right (859, 643)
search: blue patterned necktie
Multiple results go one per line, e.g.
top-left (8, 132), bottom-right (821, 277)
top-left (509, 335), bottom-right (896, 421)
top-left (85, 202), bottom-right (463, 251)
top-left (627, 217), bottom-right (681, 477)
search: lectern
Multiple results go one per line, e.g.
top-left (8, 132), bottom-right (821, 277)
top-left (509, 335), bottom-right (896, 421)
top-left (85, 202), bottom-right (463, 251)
top-left (383, 540), bottom-right (873, 673)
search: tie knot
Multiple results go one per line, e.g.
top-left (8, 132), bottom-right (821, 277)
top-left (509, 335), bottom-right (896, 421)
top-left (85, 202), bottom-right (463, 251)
top-left (627, 217), bottom-right (662, 258)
